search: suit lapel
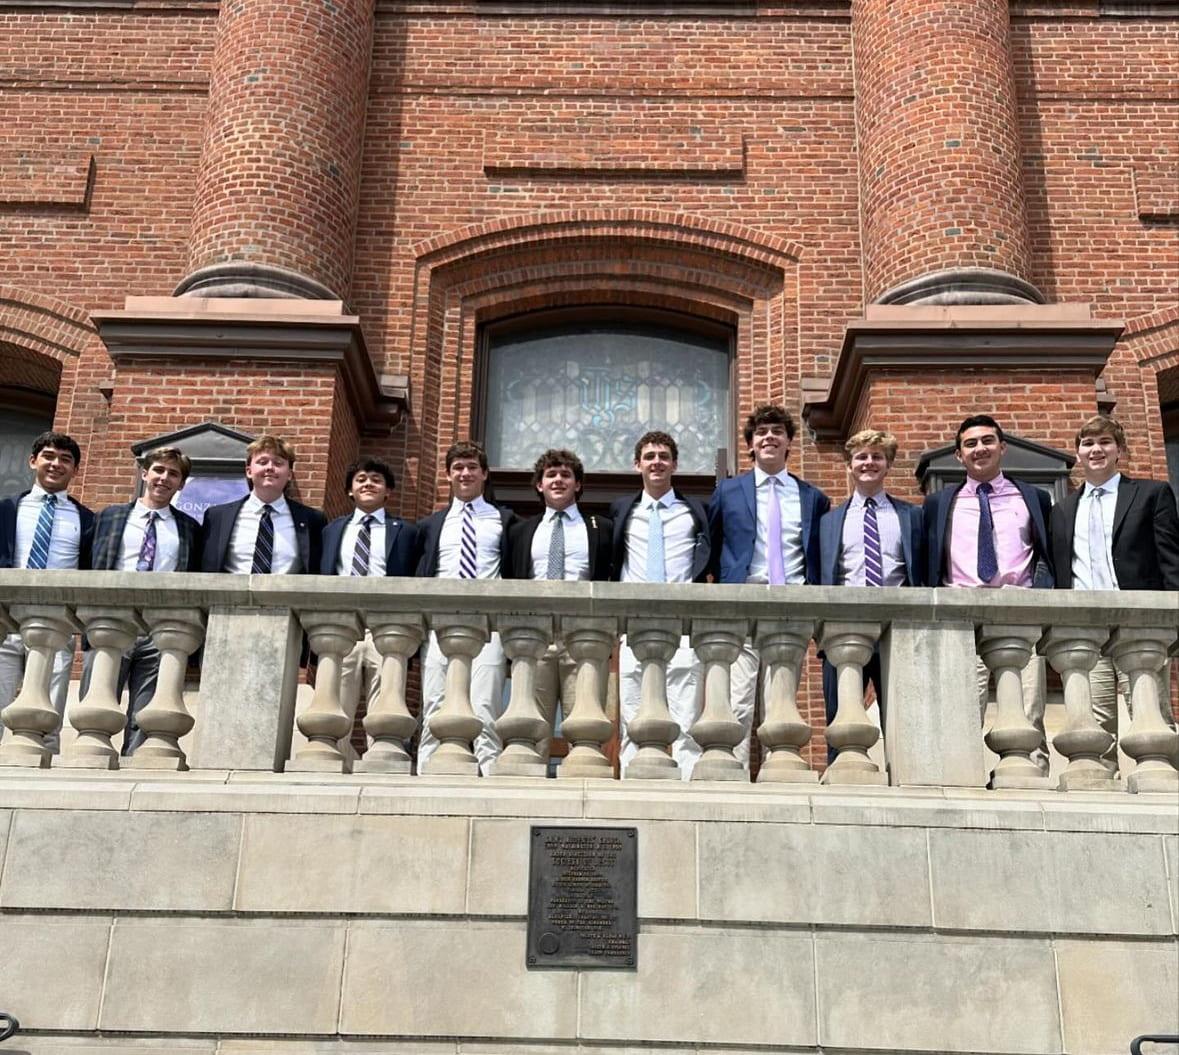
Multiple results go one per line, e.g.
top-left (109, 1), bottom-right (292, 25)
top-left (1111, 476), bottom-right (1136, 541)
top-left (825, 500), bottom-right (850, 584)
top-left (290, 502), bottom-right (311, 572)
top-left (384, 518), bottom-right (402, 565)
top-left (740, 471), bottom-right (756, 522)
top-left (890, 496), bottom-right (914, 581)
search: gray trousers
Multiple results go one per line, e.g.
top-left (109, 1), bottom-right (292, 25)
top-left (79, 636), bottom-right (161, 756)
top-left (0, 632), bottom-right (75, 754)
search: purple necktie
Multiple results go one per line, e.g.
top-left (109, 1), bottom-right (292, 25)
top-left (863, 497), bottom-right (882, 587)
top-left (136, 511), bottom-right (159, 572)
top-left (766, 476), bottom-right (786, 586)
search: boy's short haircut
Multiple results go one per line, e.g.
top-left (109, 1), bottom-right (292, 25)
top-left (843, 429), bottom-right (898, 465)
top-left (445, 440), bottom-right (489, 473)
top-left (1074, 414), bottom-right (1128, 452)
top-left (140, 446), bottom-right (192, 481)
top-left (344, 457), bottom-right (396, 493)
top-left (743, 404), bottom-right (796, 447)
top-left (30, 431), bottom-right (82, 466)
top-left (633, 430), bottom-right (679, 464)
top-left (245, 434), bottom-right (297, 467)
top-left (531, 447), bottom-right (585, 489)
top-left (954, 414), bottom-right (1004, 450)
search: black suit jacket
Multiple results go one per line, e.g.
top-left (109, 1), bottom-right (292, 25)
top-left (819, 493), bottom-right (924, 587)
top-left (414, 501), bottom-right (516, 577)
top-left (198, 495), bottom-right (325, 574)
top-left (91, 501), bottom-right (202, 572)
top-left (608, 490), bottom-right (710, 582)
top-left (1050, 475), bottom-right (1179, 591)
top-left (507, 508), bottom-right (613, 581)
top-left (320, 510), bottom-right (418, 577)
top-left (0, 490), bottom-right (96, 569)
top-left (922, 476), bottom-right (1054, 588)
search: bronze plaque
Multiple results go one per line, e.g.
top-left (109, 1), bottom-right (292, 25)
top-left (527, 826), bottom-right (638, 969)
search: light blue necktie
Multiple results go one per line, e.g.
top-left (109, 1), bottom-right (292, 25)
top-left (646, 501), bottom-right (666, 583)
top-left (26, 492), bottom-right (58, 570)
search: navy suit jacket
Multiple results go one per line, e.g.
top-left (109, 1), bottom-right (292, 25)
top-left (320, 510), bottom-right (418, 577)
top-left (1050, 476), bottom-right (1179, 591)
top-left (707, 471), bottom-right (830, 584)
top-left (91, 501), bottom-right (202, 572)
top-left (608, 490), bottom-right (711, 583)
top-left (819, 493), bottom-right (923, 587)
top-left (414, 502), bottom-right (516, 578)
top-left (0, 490), bottom-right (96, 569)
top-left (507, 509), bottom-right (613, 581)
top-left (922, 477), bottom-right (1054, 589)
top-left (198, 495), bottom-right (325, 574)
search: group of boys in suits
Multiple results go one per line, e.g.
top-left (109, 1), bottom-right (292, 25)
top-left (2, 407), bottom-right (1176, 776)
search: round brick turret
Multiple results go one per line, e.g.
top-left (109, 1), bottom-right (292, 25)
top-left (853, 0), bottom-right (1042, 305)
top-left (176, 0), bottom-right (375, 300)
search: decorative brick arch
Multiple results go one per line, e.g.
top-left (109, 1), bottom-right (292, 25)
top-left (1109, 305), bottom-right (1179, 481)
top-left (405, 211), bottom-right (804, 513)
top-left (0, 285), bottom-right (95, 366)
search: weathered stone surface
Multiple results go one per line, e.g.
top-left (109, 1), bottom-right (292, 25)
top-left (0, 916), bottom-right (112, 1030)
top-left (0, 777), bottom-right (134, 810)
top-left (101, 919), bottom-right (346, 1033)
top-left (929, 828), bottom-right (1173, 935)
top-left (1040, 796), bottom-right (1179, 835)
top-left (811, 788), bottom-right (1044, 830)
top-left (235, 813), bottom-right (468, 914)
top-left (579, 928), bottom-right (816, 1046)
top-left (130, 780), bottom-right (360, 814)
top-left (15, 1043), bottom-right (214, 1055)
top-left (1166, 834), bottom-right (1178, 932)
top-left (359, 781), bottom-right (583, 818)
top-left (1056, 939), bottom-right (1179, 1052)
top-left (341, 921), bottom-right (577, 1039)
top-left (584, 783), bottom-right (811, 823)
top-left (1, 810), bottom-right (240, 911)
top-left (698, 821), bottom-right (931, 927)
top-left (816, 933), bottom-right (1061, 1052)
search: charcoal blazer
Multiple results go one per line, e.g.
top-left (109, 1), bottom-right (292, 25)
top-left (90, 501), bottom-right (202, 572)
top-left (922, 478), bottom-right (1054, 588)
top-left (0, 490), bottom-right (96, 569)
top-left (198, 496), bottom-right (325, 574)
top-left (1050, 476), bottom-right (1179, 591)
top-left (320, 511), bottom-right (418, 577)
top-left (414, 503), bottom-right (516, 578)
top-left (507, 510), bottom-right (613, 581)
top-left (706, 471), bottom-right (830, 584)
top-left (608, 490), bottom-right (711, 582)
top-left (819, 493), bottom-right (924, 587)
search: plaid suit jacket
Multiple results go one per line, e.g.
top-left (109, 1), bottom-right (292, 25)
top-left (90, 501), bottom-right (202, 572)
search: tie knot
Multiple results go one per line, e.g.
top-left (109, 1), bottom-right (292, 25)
top-left (1091, 486), bottom-right (1105, 499)
top-left (977, 482), bottom-right (993, 496)
top-left (44, 492), bottom-right (58, 506)
top-left (552, 509), bottom-right (565, 522)
top-left (146, 510), bottom-right (158, 522)
top-left (361, 513), bottom-right (375, 526)
top-left (865, 496), bottom-right (876, 508)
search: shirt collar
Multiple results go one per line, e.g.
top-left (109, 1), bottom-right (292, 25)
top-left (754, 467), bottom-right (791, 488)
top-left (246, 492), bottom-right (289, 514)
top-left (28, 482), bottom-right (60, 501)
top-left (547, 503), bottom-right (582, 524)
top-left (961, 471), bottom-right (1008, 496)
top-left (136, 500), bottom-right (173, 521)
top-left (450, 495), bottom-right (494, 516)
top-left (1083, 472), bottom-right (1121, 497)
top-left (849, 490), bottom-right (889, 510)
top-left (643, 490), bottom-right (675, 510)
top-left (352, 506), bottom-right (386, 525)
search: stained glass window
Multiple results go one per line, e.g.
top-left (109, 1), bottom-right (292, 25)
top-left (483, 318), bottom-right (731, 473)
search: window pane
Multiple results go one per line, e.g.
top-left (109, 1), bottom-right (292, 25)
top-left (0, 408), bottom-right (53, 495)
top-left (484, 322), bottom-right (730, 473)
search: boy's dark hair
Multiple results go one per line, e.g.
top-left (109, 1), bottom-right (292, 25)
top-left (633, 430), bottom-right (679, 464)
top-left (31, 431), bottom-right (81, 466)
top-left (954, 414), bottom-right (1005, 450)
top-left (344, 458), bottom-right (396, 494)
top-left (139, 446), bottom-right (192, 482)
top-left (743, 405), bottom-right (795, 448)
top-left (531, 448), bottom-right (585, 490)
top-left (445, 440), bottom-right (489, 473)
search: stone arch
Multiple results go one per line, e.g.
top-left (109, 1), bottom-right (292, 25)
top-left (0, 285), bottom-right (95, 366)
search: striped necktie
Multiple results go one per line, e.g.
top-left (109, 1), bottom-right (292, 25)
top-left (136, 511), bottom-right (159, 572)
top-left (352, 514), bottom-right (374, 576)
top-left (26, 492), bottom-right (58, 570)
top-left (863, 496), bottom-right (883, 587)
top-left (546, 510), bottom-right (566, 580)
top-left (251, 504), bottom-right (275, 574)
top-left (458, 503), bottom-right (478, 579)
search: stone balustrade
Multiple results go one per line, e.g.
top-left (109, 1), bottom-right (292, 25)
top-left (0, 571), bottom-right (1175, 792)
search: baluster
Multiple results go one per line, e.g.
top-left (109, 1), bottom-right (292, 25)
top-left (290, 611), bottom-right (363, 773)
top-left (0, 605), bottom-right (78, 768)
top-left (688, 619), bottom-right (749, 781)
top-left (623, 617), bottom-right (682, 780)
top-left (977, 624), bottom-right (1050, 789)
top-left (491, 615), bottom-right (553, 778)
top-left (126, 609), bottom-right (206, 770)
top-left (755, 620), bottom-right (817, 784)
top-left (355, 614), bottom-right (424, 774)
top-left (556, 617), bottom-right (617, 779)
top-left (423, 615), bottom-right (490, 776)
top-left (64, 608), bottom-right (142, 769)
top-left (1041, 627), bottom-right (1115, 791)
top-left (1108, 627), bottom-right (1179, 794)
top-left (819, 622), bottom-right (887, 785)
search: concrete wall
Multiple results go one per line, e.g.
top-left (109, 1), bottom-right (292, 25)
top-left (1, 774), bottom-right (1176, 1055)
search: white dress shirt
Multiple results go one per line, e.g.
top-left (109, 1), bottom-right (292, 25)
top-left (839, 491), bottom-right (907, 587)
top-left (226, 493), bottom-right (300, 574)
top-left (437, 496), bottom-right (503, 579)
top-left (15, 483), bottom-right (82, 569)
top-left (1071, 472), bottom-right (1121, 590)
top-left (117, 501), bottom-right (181, 573)
top-left (530, 504), bottom-right (590, 581)
top-left (620, 491), bottom-right (697, 583)
top-left (336, 507), bottom-right (387, 576)
top-left (747, 468), bottom-right (805, 585)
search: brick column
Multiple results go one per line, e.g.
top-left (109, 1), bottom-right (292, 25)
top-left (176, 0), bottom-right (375, 300)
top-left (853, 0), bottom-right (1041, 305)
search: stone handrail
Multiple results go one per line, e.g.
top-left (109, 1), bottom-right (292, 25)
top-left (0, 571), bottom-right (1175, 792)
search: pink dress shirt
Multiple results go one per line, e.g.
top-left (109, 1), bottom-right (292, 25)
top-left (947, 473), bottom-right (1035, 588)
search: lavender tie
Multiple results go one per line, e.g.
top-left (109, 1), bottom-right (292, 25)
top-left (766, 476), bottom-right (786, 586)
top-left (136, 511), bottom-right (159, 572)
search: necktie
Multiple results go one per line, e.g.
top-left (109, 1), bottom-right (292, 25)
top-left (863, 496), bottom-right (883, 587)
top-left (1088, 487), bottom-right (1114, 589)
top-left (137, 511), bottom-right (159, 572)
top-left (976, 482), bottom-right (999, 583)
top-left (26, 492), bottom-right (58, 570)
top-left (458, 503), bottom-right (477, 579)
top-left (646, 501), bottom-right (666, 583)
top-left (352, 514), bottom-right (374, 576)
top-left (251, 504), bottom-right (275, 574)
top-left (546, 510), bottom-right (566, 580)
top-left (766, 476), bottom-right (786, 586)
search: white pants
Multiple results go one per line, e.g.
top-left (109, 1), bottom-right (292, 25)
top-left (976, 654), bottom-right (1048, 773)
top-left (0, 632), bottom-right (75, 754)
top-left (728, 642), bottom-right (764, 770)
top-left (619, 634), bottom-right (702, 780)
top-left (419, 631), bottom-right (506, 775)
